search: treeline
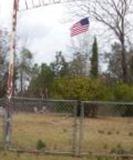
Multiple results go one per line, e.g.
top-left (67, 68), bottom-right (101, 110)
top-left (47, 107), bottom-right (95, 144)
top-left (27, 67), bottom-right (133, 102)
top-left (0, 32), bottom-right (133, 103)
top-left (26, 38), bottom-right (133, 102)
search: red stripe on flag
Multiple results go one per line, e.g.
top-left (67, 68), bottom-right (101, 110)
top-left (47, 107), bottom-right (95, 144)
top-left (70, 18), bottom-right (89, 37)
top-left (71, 24), bottom-right (88, 36)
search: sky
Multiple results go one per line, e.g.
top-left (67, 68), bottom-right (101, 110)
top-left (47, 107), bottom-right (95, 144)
top-left (0, 0), bottom-right (114, 71)
top-left (0, 0), bottom-right (88, 64)
top-left (17, 2), bottom-right (74, 64)
top-left (1, 0), bottom-right (133, 76)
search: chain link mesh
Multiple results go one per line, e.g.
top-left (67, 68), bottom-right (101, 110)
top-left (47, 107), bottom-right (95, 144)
top-left (11, 98), bottom-right (77, 153)
top-left (0, 98), bottom-right (133, 157)
top-left (81, 101), bottom-right (133, 155)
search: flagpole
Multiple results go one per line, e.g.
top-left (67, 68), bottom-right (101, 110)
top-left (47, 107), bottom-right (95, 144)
top-left (4, 0), bottom-right (19, 148)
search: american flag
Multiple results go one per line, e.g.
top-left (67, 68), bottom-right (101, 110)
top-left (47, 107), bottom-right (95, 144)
top-left (70, 17), bottom-right (89, 37)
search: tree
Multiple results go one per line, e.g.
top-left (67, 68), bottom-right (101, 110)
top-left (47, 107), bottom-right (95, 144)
top-left (17, 48), bottom-right (33, 96)
top-left (0, 29), bottom-right (9, 97)
top-left (28, 63), bottom-right (54, 98)
top-left (128, 50), bottom-right (133, 83)
top-left (107, 42), bottom-right (133, 82)
top-left (69, 0), bottom-right (133, 82)
top-left (90, 37), bottom-right (99, 78)
top-left (50, 51), bottom-right (69, 78)
top-left (69, 52), bottom-right (87, 76)
top-left (108, 43), bottom-right (123, 80)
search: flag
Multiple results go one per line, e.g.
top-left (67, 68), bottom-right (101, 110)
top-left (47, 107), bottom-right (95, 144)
top-left (70, 17), bottom-right (89, 37)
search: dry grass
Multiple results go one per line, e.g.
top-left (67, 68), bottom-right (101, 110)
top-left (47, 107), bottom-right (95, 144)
top-left (11, 113), bottom-right (74, 151)
top-left (0, 113), bottom-right (133, 158)
top-left (0, 151), bottom-right (116, 160)
top-left (82, 117), bottom-right (133, 153)
top-left (0, 151), bottom-right (96, 160)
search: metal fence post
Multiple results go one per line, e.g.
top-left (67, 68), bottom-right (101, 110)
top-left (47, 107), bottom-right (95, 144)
top-left (78, 101), bottom-right (84, 156)
top-left (4, 100), bottom-right (12, 149)
top-left (72, 100), bottom-right (84, 157)
top-left (72, 101), bottom-right (78, 156)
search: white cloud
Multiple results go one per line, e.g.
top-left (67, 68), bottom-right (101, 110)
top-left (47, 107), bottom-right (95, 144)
top-left (0, 0), bottom-right (73, 64)
top-left (16, 3), bottom-right (71, 64)
top-left (0, 0), bottom-right (13, 28)
top-left (0, 1), bottom-right (111, 68)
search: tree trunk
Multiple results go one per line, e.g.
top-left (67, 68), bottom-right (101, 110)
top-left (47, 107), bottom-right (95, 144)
top-left (121, 17), bottom-right (128, 83)
top-left (20, 71), bottom-right (23, 96)
top-left (121, 43), bottom-right (128, 83)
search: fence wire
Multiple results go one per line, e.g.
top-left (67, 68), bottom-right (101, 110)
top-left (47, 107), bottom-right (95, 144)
top-left (11, 98), bottom-right (78, 154)
top-left (81, 101), bottom-right (133, 155)
top-left (0, 97), bottom-right (133, 157)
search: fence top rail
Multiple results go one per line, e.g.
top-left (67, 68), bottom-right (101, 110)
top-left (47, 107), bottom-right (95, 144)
top-left (82, 101), bottom-right (133, 106)
top-left (13, 97), bottom-right (78, 103)
top-left (1, 97), bottom-right (133, 106)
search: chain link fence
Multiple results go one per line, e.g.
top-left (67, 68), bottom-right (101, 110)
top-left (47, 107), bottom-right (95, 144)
top-left (11, 98), bottom-right (78, 155)
top-left (0, 97), bottom-right (133, 157)
top-left (81, 101), bottom-right (133, 156)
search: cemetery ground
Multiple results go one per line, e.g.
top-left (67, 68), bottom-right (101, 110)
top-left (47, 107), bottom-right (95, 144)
top-left (0, 151), bottom-right (118, 160)
top-left (0, 113), bottom-right (133, 160)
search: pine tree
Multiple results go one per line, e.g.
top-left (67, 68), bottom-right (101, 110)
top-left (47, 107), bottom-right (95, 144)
top-left (90, 37), bottom-right (98, 78)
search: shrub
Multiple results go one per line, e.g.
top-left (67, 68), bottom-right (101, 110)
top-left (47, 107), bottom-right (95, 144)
top-left (52, 76), bottom-right (113, 117)
top-left (113, 83), bottom-right (133, 117)
top-left (98, 130), bottom-right (105, 134)
top-left (110, 144), bottom-right (127, 154)
top-left (107, 131), bottom-right (112, 135)
top-left (52, 76), bottom-right (112, 101)
top-left (103, 144), bottom-right (108, 150)
top-left (128, 132), bottom-right (133, 137)
top-left (36, 139), bottom-right (46, 150)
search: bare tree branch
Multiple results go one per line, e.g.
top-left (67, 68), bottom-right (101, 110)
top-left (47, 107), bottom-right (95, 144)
top-left (68, 0), bottom-right (133, 82)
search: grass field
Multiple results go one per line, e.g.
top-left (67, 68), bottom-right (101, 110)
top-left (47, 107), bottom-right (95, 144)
top-left (0, 113), bottom-right (133, 160)
top-left (83, 117), bottom-right (133, 153)
top-left (0, 151), bottom-right (117, 160)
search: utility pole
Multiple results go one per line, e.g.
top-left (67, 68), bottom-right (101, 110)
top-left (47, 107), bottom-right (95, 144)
top-left (4, 0), bottom-right (19, 148)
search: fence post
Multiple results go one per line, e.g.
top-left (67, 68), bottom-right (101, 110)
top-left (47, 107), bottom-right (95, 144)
top-left (4, 99), bottom-right (12, 149)
top-left (72, 100), bottom-right (84, 157)
top-left (77, 101), bottom-right (84, 156)
top-left (72, 101), bottom-right (78, 156)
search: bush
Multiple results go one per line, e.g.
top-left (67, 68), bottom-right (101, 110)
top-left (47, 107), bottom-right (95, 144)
top-left (113, 83), bottom-right (133, 116)
top-left (52, 77), bottom-right (133, 117)
top-left (52, 76), bottom-right (112, 101)
top-left (52, 76), bottom-right (113, 117)
top-left (36, 139), bottom-right (46, 150)
top-left (110, 144), bottom-right (127, 154)
top-left (113, 83), bottom-right (133, 101)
